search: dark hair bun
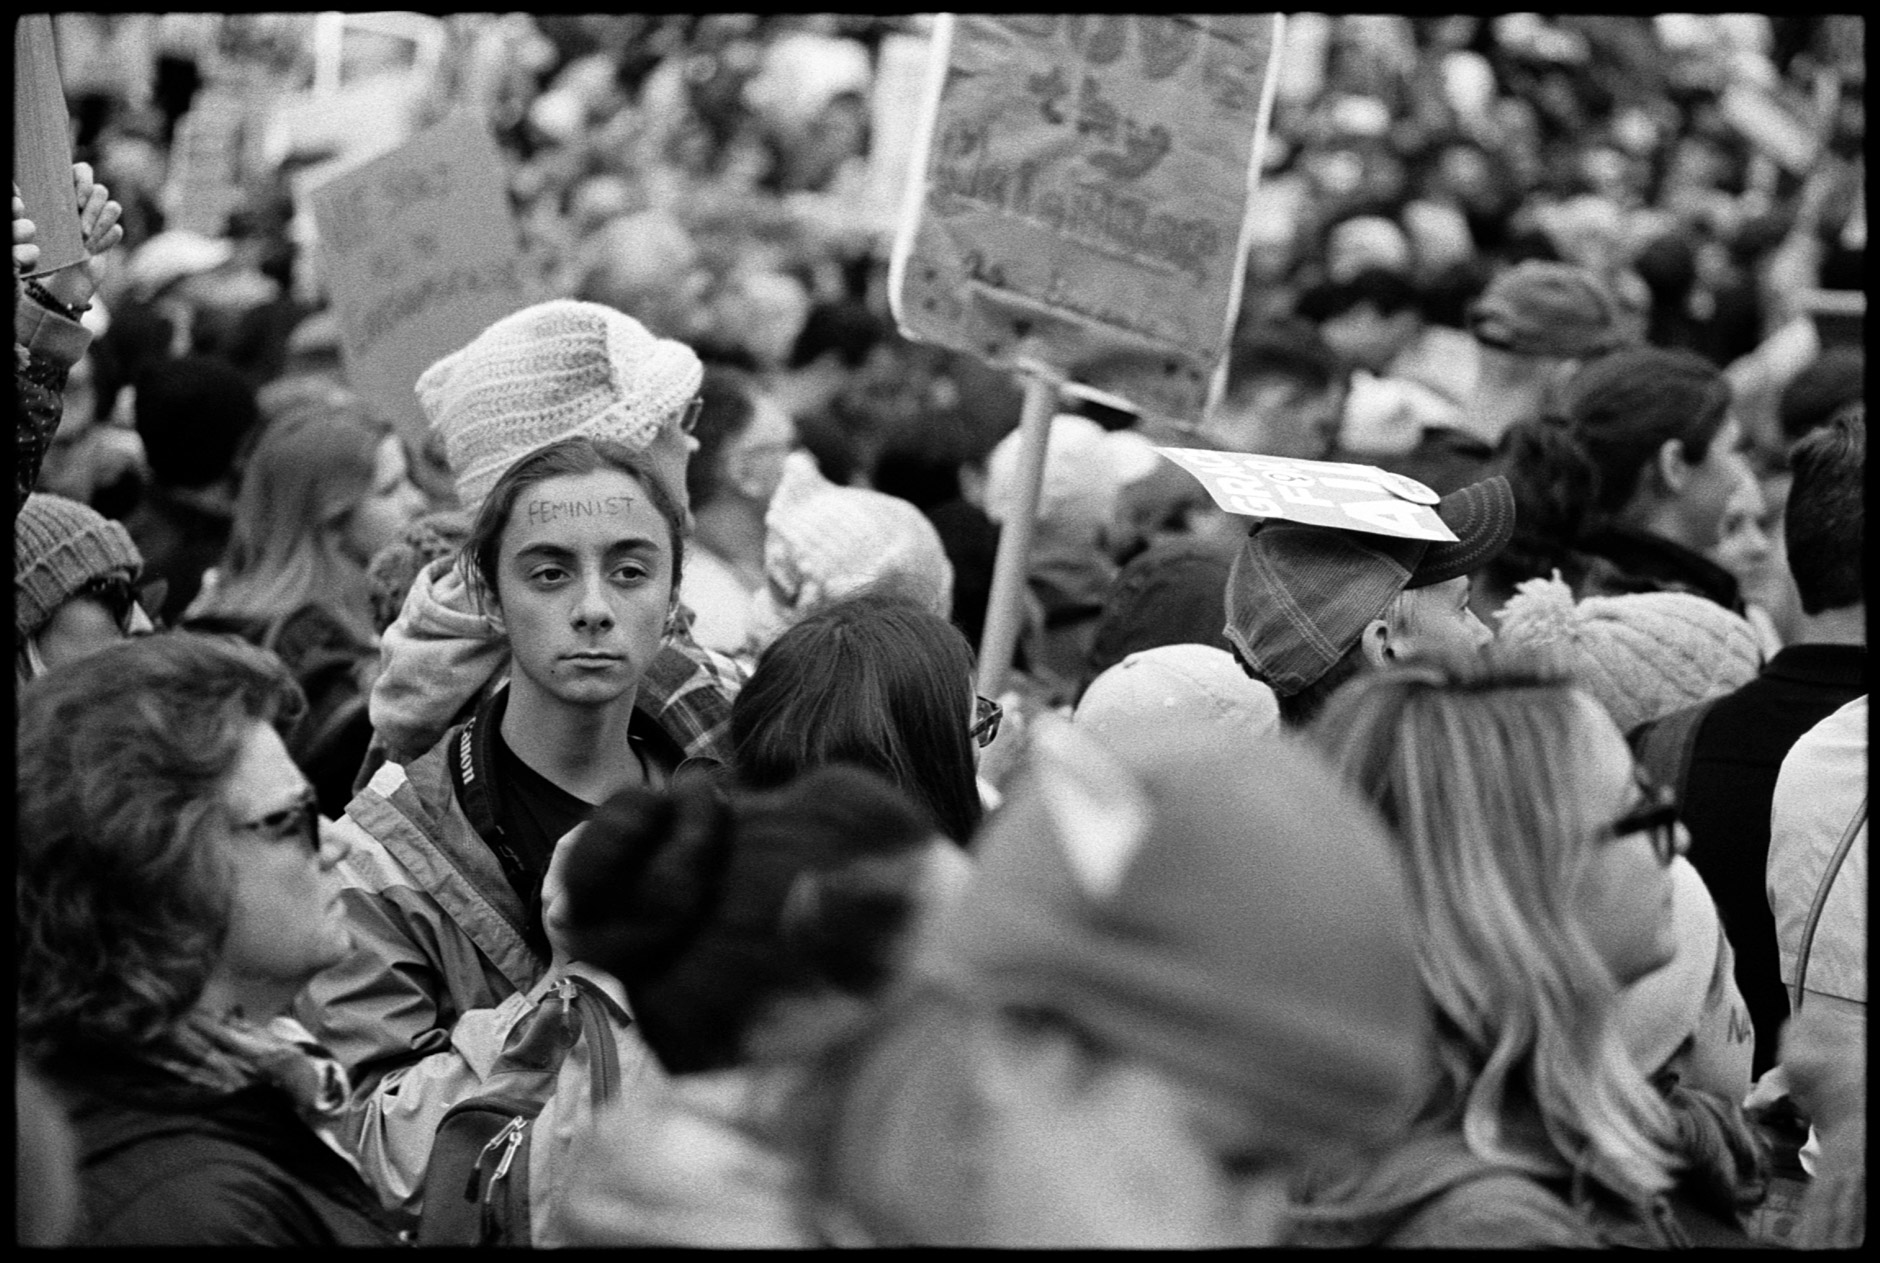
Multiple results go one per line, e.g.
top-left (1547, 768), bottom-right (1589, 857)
top-left (556, 781), bottom-right (736, 982)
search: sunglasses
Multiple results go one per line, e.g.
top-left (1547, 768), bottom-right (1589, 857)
top-left (1609, 780), bottom-right (1684, 868)
top-left (234, 797), bottom-right (323, 856)
top-left (970, 695), bottom-right (1003, 749)
top-left (75, 575), bottom-right (161, 634)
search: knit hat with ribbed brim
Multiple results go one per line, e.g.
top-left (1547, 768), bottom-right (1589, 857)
top-left (1494, 573), bottom-right (1761, 735)
top-left (16, 493), bottom-right (144, 642)
top-left (416, 299), bottom-right (703, 509)
top-left (918, 715), bottom-right (1428, 1157)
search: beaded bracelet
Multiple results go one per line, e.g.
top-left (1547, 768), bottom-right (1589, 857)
top-left (22, 278), bottom-right (89, 322)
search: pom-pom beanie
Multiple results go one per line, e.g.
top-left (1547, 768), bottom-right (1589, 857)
top-left (416, 299), bottom-right (703, 509)
top-left (16, 493), bottom-right (144, 642)
top-left (1495, 573), bottom-right (1761, 734)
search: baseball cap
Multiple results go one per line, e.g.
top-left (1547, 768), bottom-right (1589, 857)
top-left (1223, 475), bottom-right (1515, 696)
top-left (1467, 261), bottom-right (1631, 359)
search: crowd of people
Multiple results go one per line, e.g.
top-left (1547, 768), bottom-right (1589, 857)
top-left (15, 12), bottom-right (1866, 1249)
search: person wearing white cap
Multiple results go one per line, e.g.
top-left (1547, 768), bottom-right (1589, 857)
top-left (299, 300), bottom-right (734, 1222)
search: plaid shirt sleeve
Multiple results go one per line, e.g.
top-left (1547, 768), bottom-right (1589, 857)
top-left (638, 629), bottom-right (748, 764)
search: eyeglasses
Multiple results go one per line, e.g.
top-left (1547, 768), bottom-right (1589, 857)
top-left (1608, 780), bottom-right (1685, 868)
top-left (234, 797), bottom-right (323, 856)
top-left (675, 397), bottom-right (704, 435)
top-left (970, 695), bottom-right (1003, 749)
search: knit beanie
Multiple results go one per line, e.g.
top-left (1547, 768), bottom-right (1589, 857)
top-left (750, 452), bottom-right (954, 643)
top-left (16, 493), bottom-right (144, 642)
top-left (1495, 573), bottom-right (1761, 735)
top-left (918, 715), bottom-right (1429, 1156)
top-left (416, 299), bottom-right (703, 509)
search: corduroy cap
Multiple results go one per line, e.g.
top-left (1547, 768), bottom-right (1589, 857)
top-left (1494, 573), bottom-right (1762, 735)
top-left (15, 493), bottom-right (144, 642)
top-left (1223, 475), bottom-right (1515, 696)
top-left (416, 299), bottom-right (703, 509)
top-left (1468, 261), bottom-right (1632, 359)
top-left (920, 716), bottom-right (1428, 1156)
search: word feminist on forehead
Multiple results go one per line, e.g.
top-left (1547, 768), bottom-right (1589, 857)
top-left (524, 496), bottom-right (637, 525)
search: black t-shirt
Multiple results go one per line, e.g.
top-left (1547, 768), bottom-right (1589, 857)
top-left (493, 730), bottom-right (597, 878)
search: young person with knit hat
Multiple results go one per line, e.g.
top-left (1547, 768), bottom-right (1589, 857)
top-left (779, 713), bottom-right (1430, 1245)
top-left (362, 298), bottom-right (745, 781)
top-left (1222, 474), bottom-right (1514, 728)
top-left (15, 491), bottom-right (155, 684)
top-left (297, 300), bottom-right (733, 1222)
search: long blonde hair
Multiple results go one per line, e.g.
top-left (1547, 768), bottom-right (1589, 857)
top-left (199, 395), bottom-right (388, 652)
top-left (1307, 651), bottom-right (1679, 1210)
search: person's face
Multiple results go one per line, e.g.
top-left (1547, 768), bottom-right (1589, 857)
top-left (494, 469), bottom-right (675, 711)
top-left (1568, 694), bottom-right (1680, 986)
top-left (213, 721), bottom-right (354, 999)
top-left (1209, 377), bottom-right (1345, 460)
top-left (340, 435), bottom-right (425, 565)
top-left (1319, 303), bottom-right (1417, 375)
top-left (1672, 414), bottom-right (1755, 553)
top-left (1706, 473), bottom-right (1774, 586)
top-left (1386, 576), bottom-right (1493, 663)
top-left (726, 395), bottom-right (797, 507)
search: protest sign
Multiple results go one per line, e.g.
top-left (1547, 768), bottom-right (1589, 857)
top-left (1154, 448), bottom-right (1456, 542)
top-left (162, 87), bottom-right (248, 236)
top-left (890, 13), bottom-right (1286, 426)
top-left (307, 111), bottom-right (530, 455)
top-left (863, 32), bottom-right (933, 237)
top-left (14, 14), bottom-right (87, 278)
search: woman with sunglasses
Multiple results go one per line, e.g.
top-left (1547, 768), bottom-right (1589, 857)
top-left (17, 633), bottom-right (399, 1245)
top-left (15, 491), bottom-right (158, 685)
top-left (1285, 650), bottom-right (1726, 1247)
top-left (728, 588), bottom-right (988, 847)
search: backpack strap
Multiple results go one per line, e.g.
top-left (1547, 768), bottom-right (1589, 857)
top-left (1631, 697), bottom-right (1717, 801)
top-left (1790, 793), bottom-right (1868, 1015)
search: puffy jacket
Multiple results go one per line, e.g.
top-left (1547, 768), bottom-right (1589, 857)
top-left (67, 1077), bottom-right (402, 1246)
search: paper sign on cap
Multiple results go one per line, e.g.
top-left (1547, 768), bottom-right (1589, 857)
top-left (1153, 448), bottom-right (1455, 542)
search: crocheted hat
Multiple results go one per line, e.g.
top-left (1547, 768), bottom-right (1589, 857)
top-left (1494, 574), bottom-right (1762, 735)
top-left (415, 299), bottom-right (703, 509)
top-left (750, 452), bottom-right (953, 644)
top-left (15, 493), bottom-right (144, 642)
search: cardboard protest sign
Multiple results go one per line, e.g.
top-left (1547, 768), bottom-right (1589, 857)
top-left (14, 14), bottom-right (87, 278)
top-left (307, 112), bottom-right (529, 455)
top-left (1154, 448), bottom-right (1456, 542)
top-left (889, 14), bottom-right (1286, 425)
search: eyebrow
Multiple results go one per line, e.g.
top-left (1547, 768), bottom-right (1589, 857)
top-left (513, 538), bottom-right (663, 563)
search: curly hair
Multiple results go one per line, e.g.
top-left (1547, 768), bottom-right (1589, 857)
top-left (1306, 648), bottom-right (1680, 1211)
top-left (17, 633), bottom-right (305, 1072)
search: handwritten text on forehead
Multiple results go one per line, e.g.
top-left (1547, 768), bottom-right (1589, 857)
top-left (523, 497), bottom-right (638, 525)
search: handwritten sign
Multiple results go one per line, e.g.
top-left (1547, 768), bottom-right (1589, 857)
top-left (890, 14), bottom-right (1286, 424)
top-left (308, 112), bottom-right (531, 455)
top-left (1155, 448), bottom-right (1456, 542)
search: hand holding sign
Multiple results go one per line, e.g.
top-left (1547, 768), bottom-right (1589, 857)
top-left (13, 184), bottom-right (38, 274)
